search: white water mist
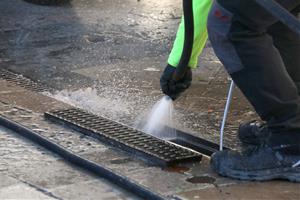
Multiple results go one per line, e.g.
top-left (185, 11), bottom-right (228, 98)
top-left (140, 96), bottom-right (176, 139)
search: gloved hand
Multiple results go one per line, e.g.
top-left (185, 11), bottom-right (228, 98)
top-left (160, 64), bottom-right (192, 100)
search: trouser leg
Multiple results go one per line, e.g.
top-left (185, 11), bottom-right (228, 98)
top-left (268, 6), bottom-right (300, 94)
top-left (207, 0), bottom-right (300, 145)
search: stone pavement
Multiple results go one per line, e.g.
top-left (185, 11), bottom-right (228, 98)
top-left (0, 74), bottom-right (299, 200)
top-left (0, 126), bottom-right (140, 200)
top-left (0, 0), bottom-right (299, 199)
top-left (0, 0), bottom-right (252, 149)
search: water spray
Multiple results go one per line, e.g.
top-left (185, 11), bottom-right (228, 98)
top-left (142, 96), bottom-right (175, 138)
top-left (140, 0), bottom-right (194, 137)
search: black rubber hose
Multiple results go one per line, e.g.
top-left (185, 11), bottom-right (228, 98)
top-left (173, 0), bottom-right (194, 81)
top-left (255, 0), bottom-right (300, 35)
top-left (0, 115), bottom-right (164, 200)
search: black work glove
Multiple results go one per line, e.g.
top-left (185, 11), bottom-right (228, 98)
top-left (160, 64), bottom-right (192, 100)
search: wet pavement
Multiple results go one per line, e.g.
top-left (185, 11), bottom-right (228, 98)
top-left (1, 82), bottom-right (299, 199)
top-left (0, 0), bottom-right (257, 149)
top-left (0, 82), bottom-right (236, 199)
top-left (0, 125), bottom-right (140, 200)
top-left (0, 0), bottom-right (300, 199)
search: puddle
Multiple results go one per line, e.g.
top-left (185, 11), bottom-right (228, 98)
top-left (186, 176), bottom-right (215, 184)
top-left (165, 165), bottom-right (190, 174)
top-left (143, 67), bottom-right (160, 72)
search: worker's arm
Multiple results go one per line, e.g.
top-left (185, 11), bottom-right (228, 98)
top-left (160, 0), bottom-right (212, 100)
top-left (168, 0), bottom-right (213, 69)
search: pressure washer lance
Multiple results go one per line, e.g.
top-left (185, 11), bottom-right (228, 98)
top-left (293, 160), bottom-right (300, 168)
top-left (219, 80), bottom-right (234, 151)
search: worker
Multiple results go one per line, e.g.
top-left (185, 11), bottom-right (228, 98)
top-left (160, 0), bottom-right (300, 182)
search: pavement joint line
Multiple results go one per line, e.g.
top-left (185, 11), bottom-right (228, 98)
top-left (17, 178), bottom-right (63, 200)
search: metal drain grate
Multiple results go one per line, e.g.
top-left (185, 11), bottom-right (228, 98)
top-left (0, 69), bottom-right (50, 92)
top-left (45, 108), bottom-right (202, 167)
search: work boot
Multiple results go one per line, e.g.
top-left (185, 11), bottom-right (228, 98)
top-left (238, 121), bottom-right (271, 145)
top-left (211, 144), bottom-right (300, 182)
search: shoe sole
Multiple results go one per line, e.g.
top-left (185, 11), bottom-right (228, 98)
top-left (214, 166), bottom-right (300, 183)
top-left (239, 137), bottom-right (261, 146)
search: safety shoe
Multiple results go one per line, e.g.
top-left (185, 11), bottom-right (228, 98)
top-left (238, 121), bottom-right (271, 145)
top-left (211, 144), bottom-right (300, 182)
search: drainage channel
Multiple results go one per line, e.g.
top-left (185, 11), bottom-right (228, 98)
top-left (162, 126), bottom-right (229, 156)
top-left (1, 69), bottom-right (227, 156)
top-left (45, 108), bottom-right (202, 167)
top-left (0, 69), bottom-right (50, 92)
top-left (0, 70), bottom-right (226, 199)
top-left (1, 69), bottom-right (225, 159)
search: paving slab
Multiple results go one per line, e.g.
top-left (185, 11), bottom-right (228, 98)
top-left (0, 183), bottom-right (56, 200)
top-left (0, 125), bottom-right (140, 200)
top-left (50, 179), bottom-right (137, 200)
top-left (0, 82), bottom-right (69, 113)
top-left (0, 0), bottom-right (299, 199)
top-left (175, 182), bottom-right (300, 200)
top-left (0, 174), bottom-right (19, 188)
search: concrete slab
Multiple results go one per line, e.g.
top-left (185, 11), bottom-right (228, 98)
top-left (0, 126), bottom-right (89, 190)
top-left (10, 160), bottom-right (94, 190)
top-left (0, 183), bottom-right (56, 200)
top-left (0, 124), bottom-right (140, 200)
top-left (0, 0), bottom-right (299, 199)
top-left (0, 80), bottom-right (27, 94)
top-left (50, 179), bottom-right (138, 200)
top-left (0, 174), bottom-right (19, 188)
top-left (175, 182), bottom-right (300, 200)
top-left (1, 79), bottom-right (299, 199)
top-left (73, 57), bottom-right (164, 91)
top-left (0, 81), bottom-right (70, 113)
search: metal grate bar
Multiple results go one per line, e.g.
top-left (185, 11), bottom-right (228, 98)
top-left (0, 69), bottom-right (50, 92)
top-left (45, 108), bottom-right (202, 167)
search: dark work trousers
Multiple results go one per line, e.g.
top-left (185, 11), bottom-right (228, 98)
top-left (207, 0), bottom-right (300, 145)
top-left (268, 9), bottom-right (300, 93)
